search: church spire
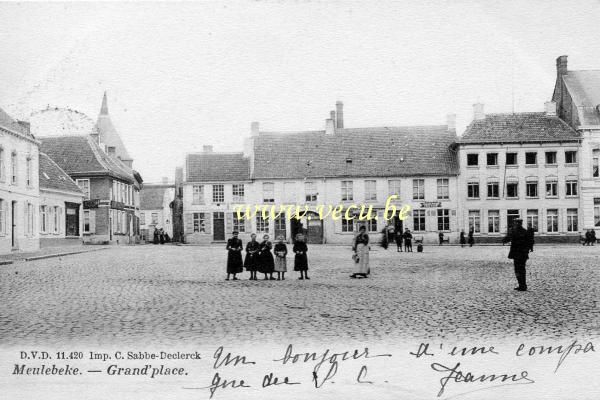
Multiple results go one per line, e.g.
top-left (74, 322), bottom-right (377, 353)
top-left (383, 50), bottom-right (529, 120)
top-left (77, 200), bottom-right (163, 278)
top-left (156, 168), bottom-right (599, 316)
top-left (100, 91), bottom-right (108, 115)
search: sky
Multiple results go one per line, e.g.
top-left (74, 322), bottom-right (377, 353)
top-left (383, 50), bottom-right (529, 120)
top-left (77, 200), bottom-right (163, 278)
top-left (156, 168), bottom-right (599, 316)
top-left (1, 0), bottom-right (600, 183)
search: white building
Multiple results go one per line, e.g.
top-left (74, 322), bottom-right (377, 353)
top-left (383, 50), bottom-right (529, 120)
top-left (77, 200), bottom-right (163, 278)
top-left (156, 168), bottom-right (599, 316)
top-left (139, 182), bottom-right (175, 242)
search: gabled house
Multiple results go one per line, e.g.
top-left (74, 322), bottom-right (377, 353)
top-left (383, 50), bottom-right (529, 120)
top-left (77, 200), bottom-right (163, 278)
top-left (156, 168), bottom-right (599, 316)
top-left (140, 182), bottom-right (175, 242)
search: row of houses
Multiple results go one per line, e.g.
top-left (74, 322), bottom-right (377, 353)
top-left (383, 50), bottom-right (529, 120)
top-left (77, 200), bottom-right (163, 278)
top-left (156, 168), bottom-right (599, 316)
top-left (177, 56), bottom-right (600, 244)
top-left (1, 93), bottom-right (144, 254)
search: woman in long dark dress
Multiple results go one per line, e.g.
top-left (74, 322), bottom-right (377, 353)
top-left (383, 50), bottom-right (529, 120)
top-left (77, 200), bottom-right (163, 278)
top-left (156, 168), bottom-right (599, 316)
top-left (459, 230), bottom-right (466, 247)
top-left (403, 228), bottom-right (413, 252)
top-left (153, 229), bottom-right (159, 244)
top-left (225, 231), bottom-right (244, 281)
top-left (394, 230), bottom-right (403, 252)
top-left (244, 233), bottom-right (260, 280)
top-left (468, 228), bottom-right (475, 247)
top-left (293, 233), bottom-right (309, 280)
top-left (258, 234), bottom-right (275, 280)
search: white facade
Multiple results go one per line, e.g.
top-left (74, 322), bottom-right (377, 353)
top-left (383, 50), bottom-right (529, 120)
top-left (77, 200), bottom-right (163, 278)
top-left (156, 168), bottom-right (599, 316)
top-left (39, 189), bottom-right (84, 247)
top-left (140, 187), bottom-right (175, 242)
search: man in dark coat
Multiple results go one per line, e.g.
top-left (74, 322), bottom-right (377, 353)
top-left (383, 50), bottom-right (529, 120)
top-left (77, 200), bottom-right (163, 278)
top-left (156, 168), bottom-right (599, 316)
top-left (503, 218), bottom-right (533, 291)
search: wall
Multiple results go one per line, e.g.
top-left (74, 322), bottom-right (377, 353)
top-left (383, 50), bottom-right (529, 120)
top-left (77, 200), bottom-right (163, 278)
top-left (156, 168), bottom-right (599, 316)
top-left (39, 189), bottom-right (83, 248)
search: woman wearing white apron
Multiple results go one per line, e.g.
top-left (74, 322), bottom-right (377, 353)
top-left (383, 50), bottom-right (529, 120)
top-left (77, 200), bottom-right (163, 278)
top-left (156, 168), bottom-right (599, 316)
top-left (351, 225), bottom-right (370, 278)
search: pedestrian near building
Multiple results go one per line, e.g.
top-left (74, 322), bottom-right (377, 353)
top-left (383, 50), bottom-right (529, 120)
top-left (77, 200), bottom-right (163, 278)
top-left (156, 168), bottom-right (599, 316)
top-left (351, 225), bottom-right (370, 278)
top-left (273, 235), bottom-right (288, 280)
top-left (404, 228), bottom-right (413, 252)
top-left (258, 234), bottom-right (275, 280)
top-left (503, 218), bottom-right (533, 291)
top-left (395, 229), bottom-right (403, 252)
top-left (468, 228), bottom-right (474, 247)
top-left (225, 231), bottom-right (243, 281)
top-left (592, 230), bottom-right (597, 245)
top-left (153, 229), bottom-right (159, 244)
top-left (459, 230), bottom-right (466, 248)
top-left (438, 232), bottom-right (444, 246)
top-left (293, 233), bottom-right (309, 280)
top-left (244, 233), bottom-right (260, 280)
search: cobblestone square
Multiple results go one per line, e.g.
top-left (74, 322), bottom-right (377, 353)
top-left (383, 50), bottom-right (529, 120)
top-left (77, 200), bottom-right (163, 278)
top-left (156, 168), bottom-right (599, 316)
top-left (1, 244), bottom-right (599, 346)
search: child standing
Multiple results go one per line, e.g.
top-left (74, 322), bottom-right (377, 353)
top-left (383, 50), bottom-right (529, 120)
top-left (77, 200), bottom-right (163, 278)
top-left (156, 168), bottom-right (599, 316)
top-left (293, 233), bottom-right (309, 280)
top-left (273, 235), bottom-right (288, 280)
top-left (244, 233), bottom-right (260, 280)
top-left (225, 231), bottom-right (243, 281)
top-left (259, 234), bottom-right (275, 280)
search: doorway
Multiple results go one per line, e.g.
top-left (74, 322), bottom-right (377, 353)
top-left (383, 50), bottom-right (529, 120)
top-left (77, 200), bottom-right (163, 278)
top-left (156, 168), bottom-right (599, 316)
top-left (11, 201), bottom-right (17, 249)
top-left (213, 212), bottom-right (225, 241)
top-left (65, 202), bottom-right (79, 236)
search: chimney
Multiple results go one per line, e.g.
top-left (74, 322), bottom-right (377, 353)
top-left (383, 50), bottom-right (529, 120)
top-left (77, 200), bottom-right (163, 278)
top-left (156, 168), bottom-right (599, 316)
top-left (203, 145), bottom-right (213, 153)
top-left (556, 55), bottom-right (568, 77)
top-left (473, 103), bottom-right (485, 121)
top-left (330, 110), bottom-right (336, 127)
top-left (325, 118), bottom-right (335, 135)
top-left (446, 114), bottom-right (456, 132)
top-left (251, 121), bottom-right (259, 136)
top-left (335, 101), bottom-right (344, 129)
top-left (545, 101), bottom-right (557, 116)
top-left (162, 177), bottom-right (169, 184)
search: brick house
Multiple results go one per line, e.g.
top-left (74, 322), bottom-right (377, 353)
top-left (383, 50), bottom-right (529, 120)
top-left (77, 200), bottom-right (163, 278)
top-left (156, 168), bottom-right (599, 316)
top-left (139, 182), bottom-right (175, 242)
top-left (456, 102), bottom-right (582, 242)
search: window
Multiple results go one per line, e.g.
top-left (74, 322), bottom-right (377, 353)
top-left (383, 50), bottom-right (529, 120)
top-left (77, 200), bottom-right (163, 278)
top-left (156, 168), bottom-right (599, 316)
top-left (413, 210), bottom-right (426, 231)
top-left (83, 210), bottom-right (91, 233)
top-left (367, 218), bottom-right (378, 232)
top-left (117, 210), bottom-right (123, 233)
top-left (437, 179), bottom-right (449, 200)
top-left (547, 209), bottom-right (558, 232)
top-left (567, 209), bottom-right (578, 232)
top-left (0, 147), bottom-right (4, 182)
top-left (595, 201), bottom-right (600, 227)
top-left (486, 153), bottom-right (498, 166)
top-left (26, 157), bottom-right (32, 187)
top-left (507, 209), bottom-right (520, 228)
top-left (233, 214), bottom-right (245, 233)
top-left (140, 213), bottom-right (146, 225)
top-left (506, 182), bottom-right (519, 198)
top-left (388, 180), bottom-right (401, 198)
top-left (593, 150), bottom-right (599, 178)
top-left (525, 152), bottom-right (537, 165)
top-left (193, 213), bottom-right (205, 233)
top-left (545, 151), bottom-right (557, 165)
top-left (364, 180), bottom-right (377, 201)
top-left (213, 184), bottom-right (225, 203)
top-left (40, 206), bottom-right (47, 233)
top-left (274, 216), bottom-right (286, 231)
top-left (467, 154), bottom-right (479, 166)
top-left (11, 152), bottom-right (17, 184)
top-left (468, 210), bottom-right (480, 233)
top-left (26, 202), bottom-right (34, 235)
top-left (526, 210), bottom-right (538, 232)
top-left (53, 206), bottom-right (60, 233)
top-left (76, 179), bottom-right (90, 200)
top-left (151, 213), bottom-right (158, 225)
top-left (565, 151), bottom-right (577, 164)
top-left (305, 182), bottom-right (318, 202)
top-left (526, 181), bottom-right (538, 198)
top-left (256, 215), bottom-right (269, 233)
top-left (545, 179), bottom-right (558, 197)
top-left (283, 182), bottom-right (296, 203)
top-left (413, 179), bottom-right (424, 200)
top-left (437, 209), bottom-right (450, 231)
top-left (262, 182), bottom-right (274, 203)
top-left (487, 181), bottom-right (499, 198)
top-left (506, 152), bottom-right (517, 165)
top-left (0, 199), bottom-right (5, 234)
top-left (232, 184), bottom-right (245, 203)
top-left (192, 185), bottom-right (204, 204)
top-left (488, 210), bottom-right (500, 233)
top-left (341, 181), bottom-right (354, 201)
top-left (467, 181), bottom-right (479, 199)
top-left (566, 180), bottom-right (578, 196)
top-left (342, 218), bottom-right (354, 233)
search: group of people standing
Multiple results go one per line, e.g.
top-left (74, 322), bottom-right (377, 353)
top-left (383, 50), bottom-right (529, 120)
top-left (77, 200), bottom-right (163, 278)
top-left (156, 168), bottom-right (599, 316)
top-left (393, 228), bottom-right (414, 252)
top-left (152, 228), bottom-right (170, 244)
top-left (225, 232), bottom-right (309, 281)
top-left (459, 228), bottom-right (475, 247)
top-left (583, 229), bottom-right (597, 246)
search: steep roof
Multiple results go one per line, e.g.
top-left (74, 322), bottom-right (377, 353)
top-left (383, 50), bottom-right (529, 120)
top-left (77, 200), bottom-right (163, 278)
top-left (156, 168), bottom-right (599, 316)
top-left (140, 184), bottom-right (173, 210)
top-left (93, 92), bottom-right (133, 162)
top-left (39, 152), bottom-right (83, 194)
top-left (561, 70), bottom-right (600, 125)
top-left (39, 135), bottom-right (136, 184)
top-left (459, 113), bottom-right (580, 144)
top-left (0, 106), bottom-right (35, 140)
top-left (185, 152), bottom-right (250, 182)
top-left (252, 126), bottom-right (459, 179)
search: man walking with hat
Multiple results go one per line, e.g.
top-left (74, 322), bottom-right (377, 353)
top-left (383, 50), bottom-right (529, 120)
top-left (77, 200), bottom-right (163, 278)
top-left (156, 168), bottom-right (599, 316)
top-left (503, 218), bottom-right (533, 291)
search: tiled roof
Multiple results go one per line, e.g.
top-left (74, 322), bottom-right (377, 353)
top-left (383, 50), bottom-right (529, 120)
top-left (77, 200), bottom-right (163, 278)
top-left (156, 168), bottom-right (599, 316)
top-left (140, 184), bottom-right (173, 210)
top-left (562, 70), bottom-right (600, 125)
top-left (252, 126), bottom-right (459, 179)
top-left (0, 106), bottom-right (35, 140)
top-left (186, 152), bottom-right (250, 182)
top-left (459, 113), bottom-right (580, 144)
top-left (39, 135), bottom-right (136, 183)
top-left (39, 152), bottom-right (83, 194)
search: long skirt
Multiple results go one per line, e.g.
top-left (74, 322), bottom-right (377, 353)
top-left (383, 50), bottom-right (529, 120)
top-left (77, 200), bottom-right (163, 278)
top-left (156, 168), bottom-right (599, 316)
top-left (294, 253), bottom-right (308, 271)
top-left (355, 243), bottom-right (370, 275)
top-left (259, 252), bottom-right (275, 274)
top-left (274, 256), bottom-right (287, 272)
top-left (227, 251), bottom-right (244, 274)
top-left (244, 253), bottom-right (259, 271)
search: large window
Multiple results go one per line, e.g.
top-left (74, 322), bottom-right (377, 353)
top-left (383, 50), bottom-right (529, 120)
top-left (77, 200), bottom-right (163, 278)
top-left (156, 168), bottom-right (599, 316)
top-left (151, 213), bottom-right (158, 225)
top-left (595, 201), bottom-right (600, 228)
top-left (40, 206), bottom-right (47, 233)
top-left (566, 180), bottom-right (578, 196)
top-left (526, 210), bottom-right (538, 232)
top-left (468, 210), bottom-right (480, 233)
top-left (367, 218), bottom-right (378, 232)
top-left (565, 150), bottom-right (577, 164)
top-left (545, 151), bottom-right (557, 165)
top-left (526, 180), bottom-right (538, 198)
top-left (413, 209), bottom-right (426, 231)
top-left (233, 214), bottom-right (245, 233)
top-left (437, 179), bottom-right (449, 200)
top-left (0, 147), bottom-right (4, 182)
top-left (76, 179), bottom-right (90, 200)
top-left (486, 153), bottom-right (498, 166)
top-left (545, 178), bottom-right (558, 197)
top-left (305, 182), bottom-right (318, 202)
top-left (364, 180), bottom-right (377, 201)
top-left (0, 199), bottom-right (5, 234)
top-left (342, 217), bottom-right (354, 233)
top-left (11, 152), bottom-right (17, 184)
top-left (506, 152), bottom-right (517, 165)
top-left (413, 179), bottom-right (424, 200)
top-left (262, 182), bottom-right (275, 203)
top-left (193, 213), bottom-right (205, 233)
top-left (26, 157), bottom-right (32, 187)
top-left (567, 209), bottom-right (578, 232)
top-left (26, 202), bottom-right (34, 235)
top-left (467, 181), bottom-right (479, 199)
top-left (232, 184), bottom-right (245, 203)
top-left (192, 185), bottom-right (204, 204)
top-left (488, 210), bottom-right (500, 233)
top-left (256, 215), bottom-right (269, 233)
top-left (525, 152), bottom-right (537, 165)
top-left (547, 209), bottom-right (558, 232)
top-left (593, 150), bottom-right (599, 178)
top-left (388, 180), bottom-right (401, 198)
top-left (83, 210), bottom-right (91, 233)
top-left (341, 181), bottom-right (353, 201)
top-left (437, 209), bottom-right (450, 231)
top-left (487, 181), bottom-right (499, 198)
top-left (140, 212), bottom-right (146, 225)
top-left (506, 182), bottom-right (519, 198)
top-left (213, 184), bottom-right (225, 203)
top-left (53, 206), bottom-right (60, 233)
top-left (467, 154), bottom-right (479, 166)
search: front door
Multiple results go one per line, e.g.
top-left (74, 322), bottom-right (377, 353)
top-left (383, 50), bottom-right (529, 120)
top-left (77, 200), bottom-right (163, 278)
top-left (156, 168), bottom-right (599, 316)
top-left (213, 212), bottom-right (225, 241)
top-left (65, 203), bottom-right (79, 236)
top-left (274, 215), bottom-right (286, 241)
top-left (11, 201), bottom-right (16, 249)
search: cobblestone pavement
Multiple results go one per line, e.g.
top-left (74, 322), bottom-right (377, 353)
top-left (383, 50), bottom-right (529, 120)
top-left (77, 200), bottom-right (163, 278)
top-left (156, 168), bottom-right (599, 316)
top-left (1, 243), bottom-right (599, 346)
